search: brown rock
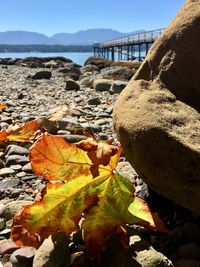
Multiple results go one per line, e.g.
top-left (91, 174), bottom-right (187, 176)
top-left (93, 78), bottom-right (113, 91)
top-left (65, 79), bottom-right (80, 91)
top-left (113, 0), bottom-right (200, 214)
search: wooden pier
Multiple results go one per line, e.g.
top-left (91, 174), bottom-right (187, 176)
top-left (93, 28), bottom-right (165, 61)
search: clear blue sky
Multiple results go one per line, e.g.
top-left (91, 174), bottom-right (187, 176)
top-left (1, 0), bottom-right (185, 36)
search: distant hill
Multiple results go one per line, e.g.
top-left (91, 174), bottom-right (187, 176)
top-left (0, 31), bottom-right (55, 45)
top-left (0, 29), bottom-right (145, 45)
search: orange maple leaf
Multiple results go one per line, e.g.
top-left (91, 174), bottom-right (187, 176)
top-left (11, 134), bottom-right (168, 258)
top-left (0, 120), bottom-right (39, 143)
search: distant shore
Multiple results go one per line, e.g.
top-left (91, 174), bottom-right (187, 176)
top-left (0, 44), bottom-right (93, 53)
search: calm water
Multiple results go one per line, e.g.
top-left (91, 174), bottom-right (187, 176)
top-left (0, 52), bottom-right (94, 66)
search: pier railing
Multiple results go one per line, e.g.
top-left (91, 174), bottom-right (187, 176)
top-left (93, 28), bottom-right (166, 61)
top-left (94, 28), bottom-right (165, 48)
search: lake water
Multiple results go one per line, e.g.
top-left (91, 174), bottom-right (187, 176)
top-left (0, 52), bottom-right (94, 66)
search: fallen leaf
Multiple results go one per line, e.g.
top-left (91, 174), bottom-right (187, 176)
top-left (12, 172), bottom-right (166, 257)
top-left (0, 120), bottom-right (39, 142)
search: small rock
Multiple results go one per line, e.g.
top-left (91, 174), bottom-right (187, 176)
top-left (22, 163), bottom-right (32, 173)
top-left (0, 122), bottom-right (9, 130)
top-left (0, 116), bottom-right (12, 124)
top-left (109, 80), bottom-right (128, 94)
top-left (93, 78), bottom-right (113, 91)
top-left (95, 118), bottom-right (110, 126)
top-left (0, 228), bottom-right (11, 238)
top-left (65, 79), bottom-right (80, 91)
top-left (31, 71), bottom-right (52, 80)
top-left (21, 175), bottom-right (38, 181)
top-left (10, 246), bottom-right (36, 267)
top-left (0, 239), bottom-right (19, 255)
top-left (6, 145), bottom-right (29, 156)
top-left (81, 122), bottom-right (102, 133)
top-left (9, 165), bottom-right (22, 171)
top-left (16, 172), bottom-right (27, 178)
top-left (130, 235), bottom-right (173, 267)
top-left (3, 200), bottom-right (32, 220)
top-left (87, 97), bottom-right (101, 105)
top-left (0, 168), bottom-right (15, 177)
top-left (32, 232), bottom-right (70, 267)
top-left (0, 179), bottom-right (20, 190)
top-left (5, 155), bottom-right (29, 167)
top-left (36, 117), bottom-right (58, 134)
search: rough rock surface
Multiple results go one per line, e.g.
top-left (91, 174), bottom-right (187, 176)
top-left (113, 0), bottom-right (200, 214)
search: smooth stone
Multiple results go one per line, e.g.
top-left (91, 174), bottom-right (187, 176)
top-left (81, 122), bottom-right (102, 133)
top-left (95, 118), bottom-right (110, 126)
top-left (21, 175), bottom-right (38, 181)
top-left (65, 79), bottom-right (80, 91)
top-left (0, 179), bottom-right (20, 190)
top-left (109, 80), bottom-right (128, 94)
top-left (5, 155), bottom-right (29, 167)
top-left (3, 200), bottom-right (33, 220)
top-left (93, 78), bottom-right (113, 91)
top-left (36, 117), bottom-right (58, 134)
top-left (0, 239), bottom-right (19, 255)
top-left (0, 122), bottom-right (9, 129)
top-left (0, 116), bottom-right (12, 124)
top-left (57, 134), bottom-right (86, 143)
top-left (87, 97), bottom-right (101, 105)
top-left (99, 65), bottom-right (133, 80)
top-left (9, 165), bottom-right (22, 171)
top-left (5, 145), bottom-right (29, 156)
top-left (22, 163), bottom-right (32, 173)
top-left (10, 247), bottom-right (36, 267)
top-left (0, 168), bottom-right (15, 177)
top-left (16, 172), bottom-right (27, 178)
top-left (31, 71), bottom-right (52, 80)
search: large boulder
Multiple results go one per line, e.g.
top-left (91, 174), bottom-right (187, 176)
top-left (113, 0), bottom-right (200, 214)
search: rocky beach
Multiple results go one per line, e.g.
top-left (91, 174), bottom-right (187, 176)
top-left (0, 55), bottom-right (199, 267)
top-left (0, 1), bottom-right (200, 266)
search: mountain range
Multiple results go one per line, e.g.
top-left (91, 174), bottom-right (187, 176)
top-left (0, 29), bottom-right (144, 45)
